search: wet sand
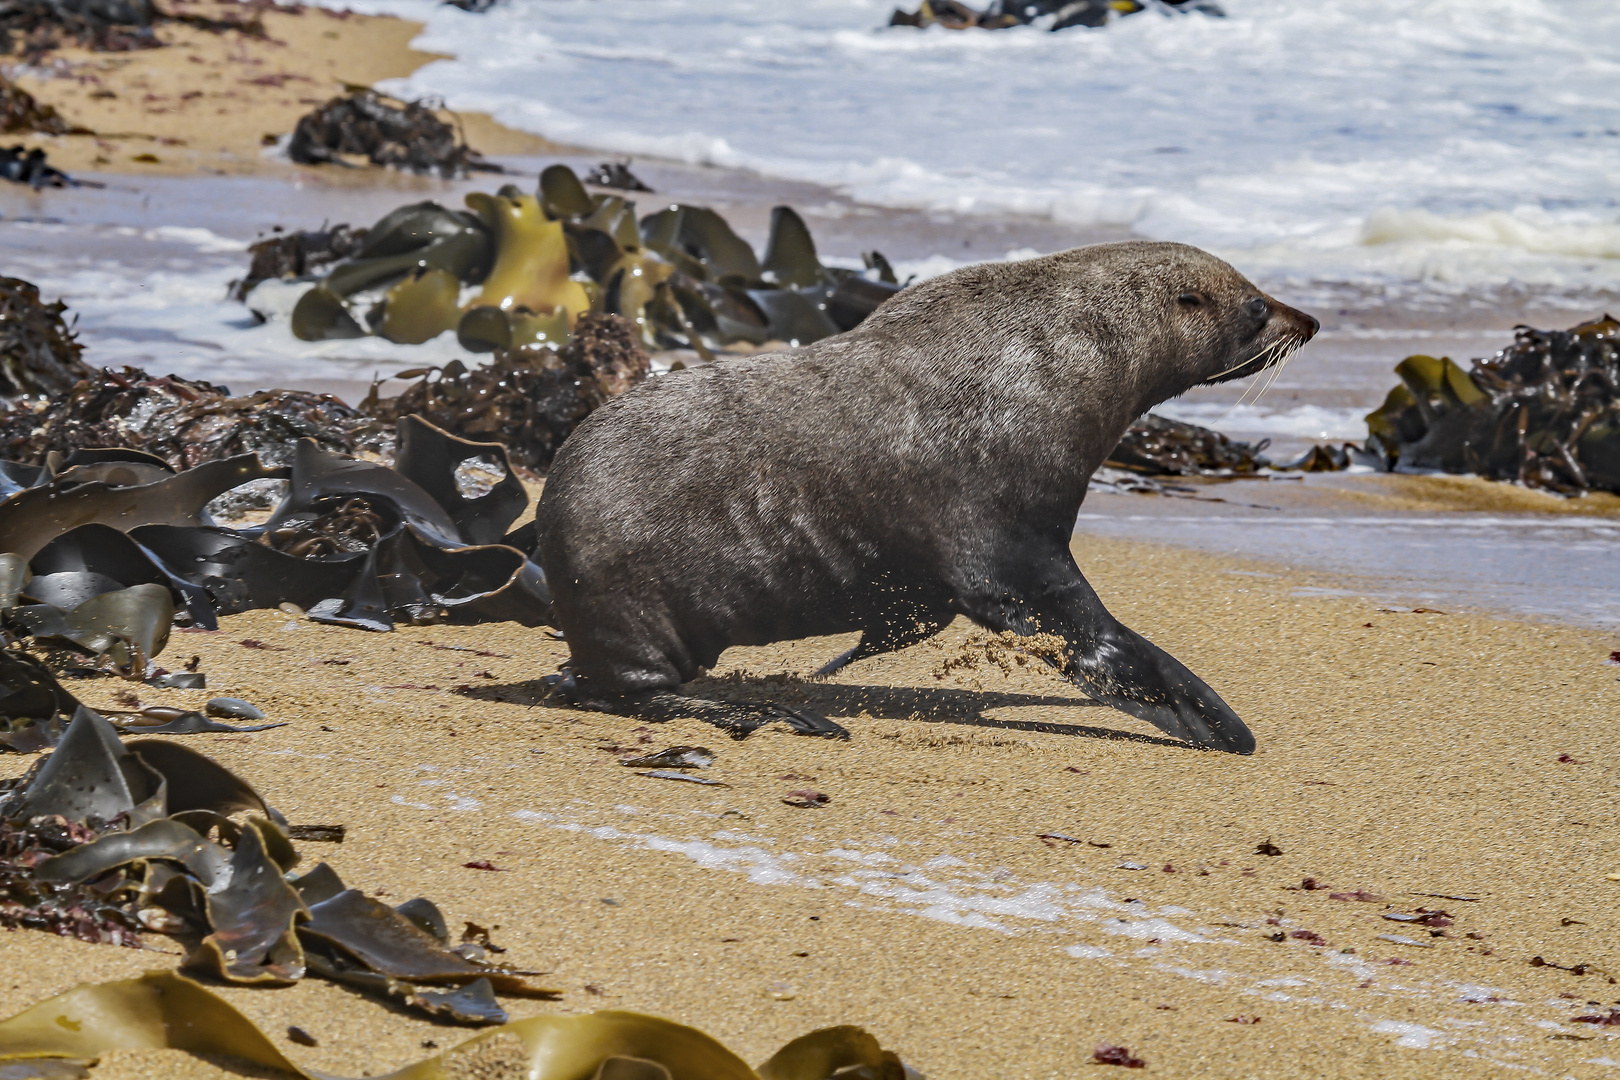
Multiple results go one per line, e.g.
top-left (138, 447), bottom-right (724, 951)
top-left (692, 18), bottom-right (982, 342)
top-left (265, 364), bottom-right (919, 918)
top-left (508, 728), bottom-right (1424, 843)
top-left (3, 533), bottom-right (1619, 1079)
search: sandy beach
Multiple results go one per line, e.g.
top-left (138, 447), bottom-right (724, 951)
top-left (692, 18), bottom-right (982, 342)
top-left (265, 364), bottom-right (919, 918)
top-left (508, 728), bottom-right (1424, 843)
top-left (2, 5), bottom-right (1620, 1078)
top-left (2, 530), bottom-right (1618, 1079)
top-left (3, 0), bottom-right (560, 176)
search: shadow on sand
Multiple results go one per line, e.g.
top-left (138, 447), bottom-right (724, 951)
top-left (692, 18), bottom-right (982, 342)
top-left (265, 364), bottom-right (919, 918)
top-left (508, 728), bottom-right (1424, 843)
top-left (458, 676), bottom-right (1190, 751)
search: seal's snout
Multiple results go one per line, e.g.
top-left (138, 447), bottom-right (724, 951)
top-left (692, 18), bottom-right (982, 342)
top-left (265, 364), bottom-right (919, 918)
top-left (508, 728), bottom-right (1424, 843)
top-left (1264, 294), bottom-right (1319, 342)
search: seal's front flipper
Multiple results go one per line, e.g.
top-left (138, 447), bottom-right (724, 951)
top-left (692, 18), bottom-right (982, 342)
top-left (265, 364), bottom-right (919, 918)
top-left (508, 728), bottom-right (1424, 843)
top-left (1065, 625), bottom-right (1255, 755)
top-left (957, 563), bottom-right (1255, 755)
top-left (547, 674), bottom-right (848, 740)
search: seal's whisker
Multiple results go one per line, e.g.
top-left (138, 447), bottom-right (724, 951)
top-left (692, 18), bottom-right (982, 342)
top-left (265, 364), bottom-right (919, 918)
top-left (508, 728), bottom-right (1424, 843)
top-left (1250, 336), bottom-right (1300, 408)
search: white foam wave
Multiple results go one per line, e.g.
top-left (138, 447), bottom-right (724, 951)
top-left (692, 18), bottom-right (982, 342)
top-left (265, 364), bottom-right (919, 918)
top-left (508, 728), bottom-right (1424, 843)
top-left (300, 0), bottom-right (1620, 294)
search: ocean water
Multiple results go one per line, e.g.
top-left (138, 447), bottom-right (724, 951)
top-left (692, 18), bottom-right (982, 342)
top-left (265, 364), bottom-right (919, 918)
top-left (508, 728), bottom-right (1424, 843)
top-left (339, 0), bottom-right (1620, 299)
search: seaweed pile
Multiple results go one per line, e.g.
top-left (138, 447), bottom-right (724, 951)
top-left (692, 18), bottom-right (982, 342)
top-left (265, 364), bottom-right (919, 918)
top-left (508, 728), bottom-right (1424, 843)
top-left (0, 366), bottom-right (389, 466)
top-left (248, 162), bottom-right (903, 355)
top-left (0, 277), bottom-right (92, 404)
top-left (366, 312), bottom-right (651, 470)
top-left (1362, 316), bottom-right (1620, 495)
top-left (0, 74), bottom-right (82, 134)
top-left (231, 223), bottom-right (366, 302)
top-left (0, 0), bottom-right (263, 58)
top-left (0, 707), bottom-right (556, 1023)
top-left (890, 0), bottom-right (1222, 31)
top-left (0, 310), bottom-right (647, 472)
top-left (0, 0), bottom-right (159, 55)
top-left (0, 415), bottom-right (551, 698)
top-left (0, 970), bottom-right (921, 1080)
top-left (1105, 413), bottom-right (1272, 478)
top-left (287, 90), bottom-right (499, 178)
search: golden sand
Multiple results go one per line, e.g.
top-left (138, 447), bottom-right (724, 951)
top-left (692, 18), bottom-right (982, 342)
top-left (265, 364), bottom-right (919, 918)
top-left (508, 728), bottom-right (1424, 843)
top-left (2, 532), bottom-right (1617, 1079)
top-left (4, 0), bottom-right (564, 177)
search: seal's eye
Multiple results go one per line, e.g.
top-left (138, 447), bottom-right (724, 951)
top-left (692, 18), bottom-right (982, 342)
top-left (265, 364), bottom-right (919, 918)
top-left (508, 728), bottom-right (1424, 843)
top-left (1246, 297), bottom-right (1269, 320)
top-left (1177, 292), bottom-right (1205, 308)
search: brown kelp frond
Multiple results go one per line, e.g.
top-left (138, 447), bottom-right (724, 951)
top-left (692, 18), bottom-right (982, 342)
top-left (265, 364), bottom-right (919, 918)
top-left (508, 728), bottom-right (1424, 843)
top-left (240, 163), bottom-right (904, 359)
top-left (1360, 315), bottom-right (1620, 494)
top-left (0, 708), bottom-right (558, 1017)
top-left (0, 969), bottom-right (921, 1080)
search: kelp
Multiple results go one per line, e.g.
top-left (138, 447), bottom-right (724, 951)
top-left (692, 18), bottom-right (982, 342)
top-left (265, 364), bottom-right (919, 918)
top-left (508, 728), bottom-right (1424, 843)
top-left (0, 708), bottom-right (555, 1018)
top-left (0, 0), bottom-right (264, 59)
top-left (1361, 316), bottom-right (1620, 495)
top-left (889, 0), bottom-right (1221, 31)
top-left (0, 142), bottom-right (73, 187)
top-left (247, 163), bottom-right (903, 355)
top-left (0, 366), bottom-right (391, 468)
top-left (229, 224), bottom-right (367, 302)
top-left (0, 75), bottom-right (84, 135)
top-left (0, 277), bottom-right (92, 403)
top-left (0, 970), bottom-right (923, 1080)
top-left (367, 312), bottom-right (650, 470)
top-left (286, 90), bottom-right (500, 179)
top-left (1104, 412), bottom-right (1272, 478)
top-left (0, 414), bottom-right (550, 744)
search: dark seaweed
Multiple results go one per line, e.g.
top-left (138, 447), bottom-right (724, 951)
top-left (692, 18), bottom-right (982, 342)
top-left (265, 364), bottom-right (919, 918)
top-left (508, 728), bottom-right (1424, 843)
top-left (1092, 1043), bottom-right (1146, 1068)
top-left (367, 312), bottom-right (649, 471)
top-left (0, 75), bottom-right (84, 134)
top-left (1359, 316), bottom-right (1620, 494)
top-left (0, 277), bottom-right (92, 402)
top-left (287, 90), bottom-right (500, 179)
top-left (890, 0), bottom-right (1221, 32)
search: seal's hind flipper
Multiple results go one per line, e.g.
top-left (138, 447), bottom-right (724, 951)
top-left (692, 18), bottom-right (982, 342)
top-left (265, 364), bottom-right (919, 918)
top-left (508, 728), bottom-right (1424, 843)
top-left (546, 674), bottom-right (848, 740)
top-left (637, 693), bottom-right (850, 741)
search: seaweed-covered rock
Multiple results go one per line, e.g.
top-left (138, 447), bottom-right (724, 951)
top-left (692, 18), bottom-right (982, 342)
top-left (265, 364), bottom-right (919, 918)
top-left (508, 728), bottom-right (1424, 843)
top-left (1364, 316), bottom-right (1620, 494)
top-left (0, 75), bottom-right (83, 134)
top-left (0, 277), bottom-right (92, 403)
top-left (0, 367), bottom-right (390, 468)
top-left (287, 90), bottom-right (500, 178)
top-left (890, 0), bottom-right (1221, 31)
top-left (369, 312), bottom-right (650, 470)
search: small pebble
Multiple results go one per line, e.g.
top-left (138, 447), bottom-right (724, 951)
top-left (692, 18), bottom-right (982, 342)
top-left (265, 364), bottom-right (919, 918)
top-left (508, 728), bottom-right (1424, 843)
top-left (205, 696), bottom-right (265, 720)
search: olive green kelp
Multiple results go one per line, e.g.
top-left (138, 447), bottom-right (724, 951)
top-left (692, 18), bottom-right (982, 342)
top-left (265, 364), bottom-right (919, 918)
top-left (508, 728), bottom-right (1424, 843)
top-left (254, 164), bottom-right (903, 355)
top-left (1363, 316), bottom-right (1620, 495)
top-left (0, 970), bottom-right (923, 1079)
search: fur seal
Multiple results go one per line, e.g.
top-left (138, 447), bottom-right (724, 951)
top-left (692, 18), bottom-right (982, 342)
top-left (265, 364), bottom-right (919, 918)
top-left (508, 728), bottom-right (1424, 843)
top-left (534, 241), bottom-right (1317, 753)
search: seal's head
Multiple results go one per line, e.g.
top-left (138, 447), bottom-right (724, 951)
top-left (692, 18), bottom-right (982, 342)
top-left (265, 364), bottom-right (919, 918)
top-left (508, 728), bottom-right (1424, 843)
top-left (1145, 242), bottom-right (1319, 387)
top-left (1011, 241), bottom-right (1318, 406)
